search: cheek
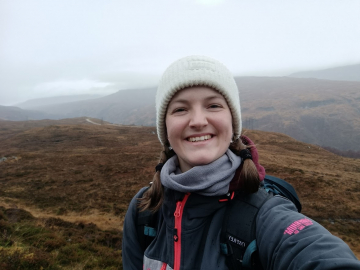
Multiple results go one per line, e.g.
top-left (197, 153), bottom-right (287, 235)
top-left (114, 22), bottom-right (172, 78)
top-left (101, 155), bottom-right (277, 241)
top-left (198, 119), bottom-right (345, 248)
top-left (220, 114), bottom-right (233, 137)
top-left (165, 117), bottom-right (177, 141)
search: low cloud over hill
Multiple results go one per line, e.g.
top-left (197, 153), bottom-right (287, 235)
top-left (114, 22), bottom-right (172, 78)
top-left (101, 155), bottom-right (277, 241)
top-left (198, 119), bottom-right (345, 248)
top-left (15, 94), bottom-right (103, 110)
top-left (288, 63), bottom-right (360, 82)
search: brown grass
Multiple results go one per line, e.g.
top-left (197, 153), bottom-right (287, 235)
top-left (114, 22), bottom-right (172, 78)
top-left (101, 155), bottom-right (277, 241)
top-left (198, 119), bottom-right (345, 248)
top-left (0, 117), bottom-right (359, 265)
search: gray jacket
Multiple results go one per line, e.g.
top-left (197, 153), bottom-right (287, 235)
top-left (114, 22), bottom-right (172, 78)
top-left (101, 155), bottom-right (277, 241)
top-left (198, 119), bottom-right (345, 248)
top-left (122, 187), bottom-right (360, 270)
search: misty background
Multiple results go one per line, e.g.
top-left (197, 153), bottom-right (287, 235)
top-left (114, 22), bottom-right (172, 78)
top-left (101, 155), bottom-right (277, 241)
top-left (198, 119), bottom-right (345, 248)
top-left (1, 0), bottom-right (360, 105)
top-left (1, 0), bottom-right (360, 155)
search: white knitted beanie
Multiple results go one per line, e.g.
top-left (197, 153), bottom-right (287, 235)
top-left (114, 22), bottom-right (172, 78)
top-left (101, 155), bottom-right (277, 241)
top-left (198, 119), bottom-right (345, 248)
top-left (156, 55), bottom-right (241, 146)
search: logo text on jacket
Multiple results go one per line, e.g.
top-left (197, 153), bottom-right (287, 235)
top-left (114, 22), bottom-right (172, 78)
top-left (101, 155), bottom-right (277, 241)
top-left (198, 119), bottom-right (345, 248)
top-left (284, 218), bottom-right (313, 235)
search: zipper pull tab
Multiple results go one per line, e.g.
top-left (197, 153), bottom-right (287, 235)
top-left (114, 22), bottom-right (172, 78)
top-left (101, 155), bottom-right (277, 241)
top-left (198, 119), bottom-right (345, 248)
top-left (174, 201), bottom-right (182, 217)
top-left (173, 228), bottom-right (178, 242)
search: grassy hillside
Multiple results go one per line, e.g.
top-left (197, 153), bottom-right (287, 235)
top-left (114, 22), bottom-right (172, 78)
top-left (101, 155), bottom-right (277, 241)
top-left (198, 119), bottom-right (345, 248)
top-left (0, 118), bottom-right (359, 269)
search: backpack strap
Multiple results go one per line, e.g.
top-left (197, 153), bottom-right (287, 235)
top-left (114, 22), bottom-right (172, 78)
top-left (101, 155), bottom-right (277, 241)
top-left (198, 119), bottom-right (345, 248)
top-left (220, 188), bottom-right (272, 270)
top-left (135, 187), bottom-right (159, 252)
top-left (264, 175), bottom-right (301, 212)
top-left (221, 175), bottom-right (302, 270)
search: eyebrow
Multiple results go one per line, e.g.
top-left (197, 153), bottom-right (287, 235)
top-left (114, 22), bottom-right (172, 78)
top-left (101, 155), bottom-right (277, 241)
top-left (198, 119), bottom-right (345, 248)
top-left (170, 94), bottom-right (224, 104)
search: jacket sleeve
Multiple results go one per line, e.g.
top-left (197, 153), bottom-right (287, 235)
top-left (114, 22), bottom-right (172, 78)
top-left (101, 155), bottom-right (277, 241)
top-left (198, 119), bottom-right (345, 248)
top-left (122, 187), bottom-right (148, 270)
top-left (256, 195), bottom-right (360, 270)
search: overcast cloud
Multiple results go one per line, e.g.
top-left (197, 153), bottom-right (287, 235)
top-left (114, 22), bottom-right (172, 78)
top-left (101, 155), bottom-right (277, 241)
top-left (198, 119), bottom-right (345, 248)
top-left (1, 0), bottom-right (360, 105)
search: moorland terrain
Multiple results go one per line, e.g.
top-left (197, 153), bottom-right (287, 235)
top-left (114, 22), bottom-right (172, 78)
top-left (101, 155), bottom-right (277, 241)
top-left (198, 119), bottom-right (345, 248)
top-left (0, 118), bottom-right (359, 269)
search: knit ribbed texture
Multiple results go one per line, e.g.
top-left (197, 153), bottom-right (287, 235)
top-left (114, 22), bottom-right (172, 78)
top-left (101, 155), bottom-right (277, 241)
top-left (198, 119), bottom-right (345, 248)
top-left (156, 55), bottom-right (241, 146)
top-left (160, 149), bottom-right (242, 196)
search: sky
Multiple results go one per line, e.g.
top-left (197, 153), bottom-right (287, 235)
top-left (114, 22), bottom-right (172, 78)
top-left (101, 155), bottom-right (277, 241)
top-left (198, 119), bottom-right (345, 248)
top-left (1, 0), bottom-right (360, 106)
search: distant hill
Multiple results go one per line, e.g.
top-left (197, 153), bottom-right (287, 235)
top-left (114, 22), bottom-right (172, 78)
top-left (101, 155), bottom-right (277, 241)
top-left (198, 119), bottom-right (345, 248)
top-left (0, 105), bottom-right (57, 121)
top-left (17, 87), bottom-right (157, 125)
top-left (235, 77), bottom-right (360, 151)
top-left (16, 94), bottom-right (103, 110)
top-left (4, 77), bottom-right (360, 151)
top-left (0, 117), bottom-right (108, 129)
top-left (288, 63), bottom-right (360, 81)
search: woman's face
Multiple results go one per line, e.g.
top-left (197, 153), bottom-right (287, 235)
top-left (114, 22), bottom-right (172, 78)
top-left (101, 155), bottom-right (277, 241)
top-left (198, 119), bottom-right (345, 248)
top-left (166, 86), bottom-right (233, 172)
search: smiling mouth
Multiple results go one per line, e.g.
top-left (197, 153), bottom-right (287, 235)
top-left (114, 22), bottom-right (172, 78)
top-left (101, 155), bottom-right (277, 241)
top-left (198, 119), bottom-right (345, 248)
top-left (187, 135), bottom-right (212, 142)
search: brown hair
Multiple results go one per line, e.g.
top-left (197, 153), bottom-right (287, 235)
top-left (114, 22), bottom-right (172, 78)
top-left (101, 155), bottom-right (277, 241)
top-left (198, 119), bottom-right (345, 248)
top-left (137, 143), bottom-right (174, 212)
top-left (229, 136), bottom-right (260, 193)
top-left (138, 137), bottom-right (260, 213)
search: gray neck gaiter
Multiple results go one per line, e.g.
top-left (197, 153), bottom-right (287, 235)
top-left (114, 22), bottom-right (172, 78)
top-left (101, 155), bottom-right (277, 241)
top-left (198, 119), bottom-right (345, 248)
top-left (160, 149), bottom-right (241, 196)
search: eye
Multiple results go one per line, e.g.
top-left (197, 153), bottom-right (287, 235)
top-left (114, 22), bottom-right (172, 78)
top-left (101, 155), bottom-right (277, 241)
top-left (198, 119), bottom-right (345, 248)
top-left (172, 107), bottom-right (186, 113)
top-left (208, 104), bottom-right (222, 109)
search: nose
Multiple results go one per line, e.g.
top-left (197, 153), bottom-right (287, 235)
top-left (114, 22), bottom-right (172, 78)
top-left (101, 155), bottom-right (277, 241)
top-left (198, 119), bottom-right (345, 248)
top-left (189, 108), bottom-right (208, 129)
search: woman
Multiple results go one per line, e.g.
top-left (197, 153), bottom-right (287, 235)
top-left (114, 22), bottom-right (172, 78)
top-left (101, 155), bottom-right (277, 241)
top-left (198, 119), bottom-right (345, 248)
top-left (122, 55), bottom-right (360, 269)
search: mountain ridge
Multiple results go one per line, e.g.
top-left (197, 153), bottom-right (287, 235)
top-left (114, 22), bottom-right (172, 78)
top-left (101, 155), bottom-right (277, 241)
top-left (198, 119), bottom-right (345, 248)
top-left (288, 63), bottom-right (360, 81)
top-left (2, 77), bottom-right (360, 151)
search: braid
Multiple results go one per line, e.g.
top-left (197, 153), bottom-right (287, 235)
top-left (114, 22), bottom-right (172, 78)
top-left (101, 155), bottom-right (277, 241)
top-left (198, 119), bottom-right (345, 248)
top-left (229, 136), bottom-right (260, 193)
top-left (138, 144), bottom-right (175, 212)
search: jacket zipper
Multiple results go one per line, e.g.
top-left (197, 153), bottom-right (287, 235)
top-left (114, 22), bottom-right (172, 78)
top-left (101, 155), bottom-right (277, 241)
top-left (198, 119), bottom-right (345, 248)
top-left (160, 262), bottom-right (167, 270)
top-left (173, 193), bottom-right (190, 270)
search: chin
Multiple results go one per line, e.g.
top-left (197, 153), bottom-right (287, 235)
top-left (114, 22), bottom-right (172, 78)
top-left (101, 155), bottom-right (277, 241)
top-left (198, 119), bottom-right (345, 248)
top-left (190, 156), bottom-right (218, 167)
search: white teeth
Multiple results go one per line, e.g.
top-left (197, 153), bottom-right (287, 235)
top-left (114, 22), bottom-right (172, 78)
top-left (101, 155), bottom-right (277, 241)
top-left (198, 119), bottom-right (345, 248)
top-left (188, 135), bottom-right (212, 142)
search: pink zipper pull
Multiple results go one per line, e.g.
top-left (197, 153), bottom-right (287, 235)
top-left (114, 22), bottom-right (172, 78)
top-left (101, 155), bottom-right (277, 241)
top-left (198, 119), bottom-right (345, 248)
top-left (174, 202), bottom-right (182, 217)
